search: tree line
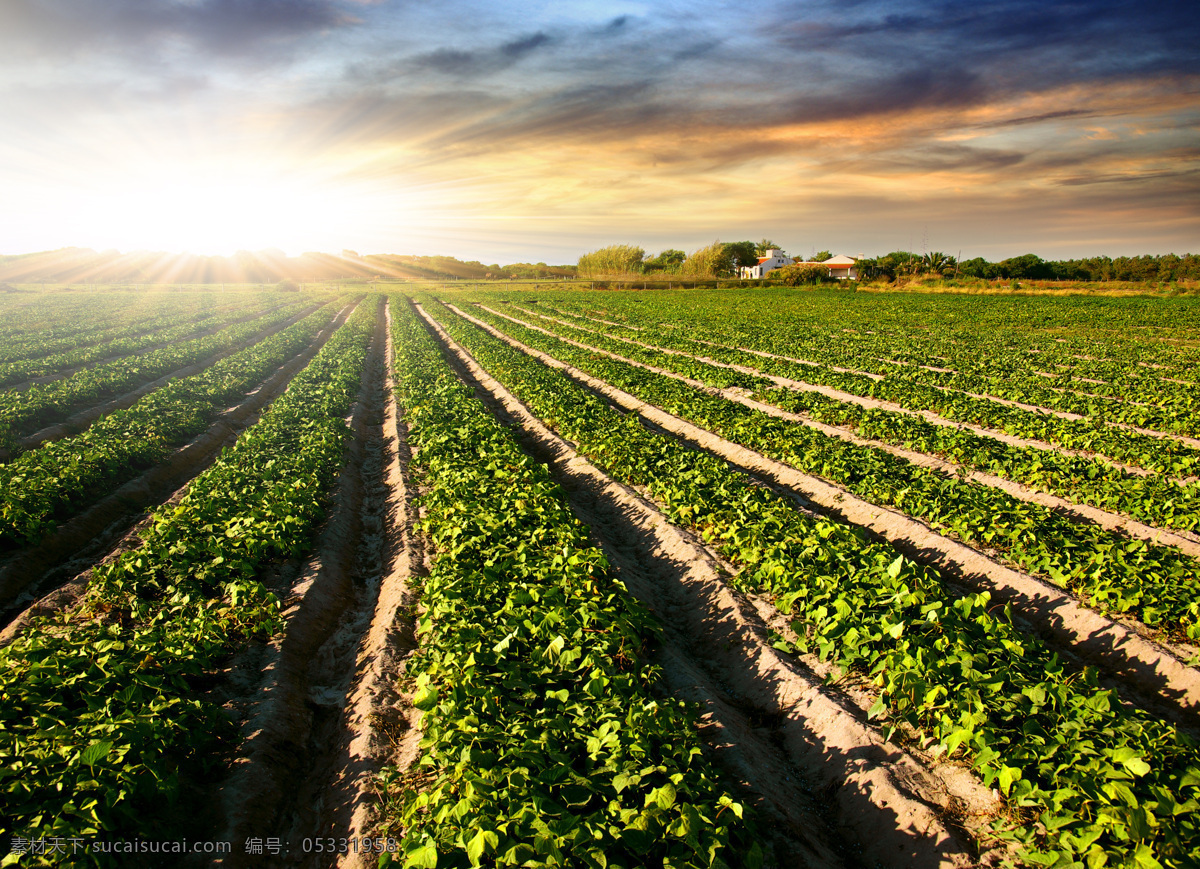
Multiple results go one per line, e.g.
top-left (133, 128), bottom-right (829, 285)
top-left (577, 240), bottom-right (818, 278)
top-left (831, 251), bottom-right (1200, 283)
top-left (578, 244), bottom-right (1200, 283)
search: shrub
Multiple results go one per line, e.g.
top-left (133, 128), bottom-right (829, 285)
top-left (773, 263), bottom-right (831, 286)
top-left (577, 244), bottom-right (646, 277)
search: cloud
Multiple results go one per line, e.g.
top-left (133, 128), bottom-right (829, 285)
top-left (402, 31), bottom-right (555, 78)
top-left (0, 0), bottom-right (358, 59)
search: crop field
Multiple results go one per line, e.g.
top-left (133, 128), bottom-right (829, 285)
top-left (1, 285), bottom-right (1199, 868)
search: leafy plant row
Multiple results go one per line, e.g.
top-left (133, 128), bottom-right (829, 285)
top-left (462, 303), bottom-right (1200, 642)
top-left (0, 301), bottom-right (314, 452)
top-left (498, 304), bottom-right (1200, 533)
top-left (425, 296), bottom-right (1200, 869)
top-left (540, 297), bottom-right (1200, 474)
top-left (0, 292), bottom-right (262, 365)
top-left (0, 300), bottom-right (350, 550)
top-left (543, 290), bottom-right (1200, 403)
top-left (377, 298), bottom-right (761, 869)
top-left (0, 297), bottom-right (378, 865)
top-left (0, 297), bottom-right (296, 389)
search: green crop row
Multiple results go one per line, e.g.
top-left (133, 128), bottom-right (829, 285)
top-left (424, 295), bottom-right (1200, 868)
top-left (495, 303), bottom-right (1200, 534)
top-left (534, 299), bottom-right (1200, 476)
top-left (0, 300), bottom-right (351, 550)
top-left (0, 301), bottom-right (315, 452)
top-left (461, 304), bottom-right (1200, 641)
top-left (0, 298), bottom-right (296, 389)
top-left (376, 298), bottom-right (761, 869)
top-left (540, 290), bottom-right (1200, 401)
top-left (0, 298), bottom-right (378, 865)
top-left (0, 293), bottom-right (261, 364)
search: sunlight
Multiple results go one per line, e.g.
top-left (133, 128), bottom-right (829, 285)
top-left (64, 162), bottom-right (369, 256)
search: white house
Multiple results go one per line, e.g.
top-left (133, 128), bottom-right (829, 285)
top-left (739, 249), bottom-right (791, 279)
top-left (791, 254), bottom-right (860, 280)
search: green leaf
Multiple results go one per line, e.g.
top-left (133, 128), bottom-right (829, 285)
top-left (465, 831), bottom-right (497, 867)
top-left (652, 781), bottom-right (677, 810)
top-left (80, 741), bottom-right (114, 768)
top-left (887, 555), bottom-right (904, 578)
top-left (405, 841), bottom-right (439, 869)
top-left (997, 765), bottom-right (1022, 795)
top-left (411, 685), bottom-right (439, 711)
top-left (492, 631), bottom-right (516, 655)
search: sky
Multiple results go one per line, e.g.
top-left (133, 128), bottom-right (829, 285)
top-left (1, 0), bottom-right (1198, 263)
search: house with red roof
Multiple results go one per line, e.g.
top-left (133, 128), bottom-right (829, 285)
top-left (739, 249), bottom-right (791, 279)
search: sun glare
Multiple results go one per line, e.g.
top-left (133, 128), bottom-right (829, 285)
top-left (64, 164), bottom-right (367, 256)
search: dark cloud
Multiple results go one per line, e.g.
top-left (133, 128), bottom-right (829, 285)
top-left (421, 80), bottom-right (663, 153)
top-left (772, 66), bottom-right (989, 125)
top-left (774, 0), bottom-right (1200, 86)
top-left (1057, 169), bottom-right (1199, 187)
top-left (391, 31), bottom-right (555, 79)
top-left (0, 0), bottom-right (355, 58)
top-left (502, 32), bottom-right (551, 58)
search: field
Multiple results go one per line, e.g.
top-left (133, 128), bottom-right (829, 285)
top-left (1, 285), bottom-right (1199, 868)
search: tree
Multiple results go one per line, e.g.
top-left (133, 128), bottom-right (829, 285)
top-left (996, 253), bottom-right (1049, 280)
top-left (921, 251), bottom-right (956, 276)
top-left (723, 241), bottom-right (759, 271)
top-left (755, 238), bottom-right (782, 256)
top-left (644, 249), bottom-right (686, 272)
top-left (812, 250), bottom-right (833, 262)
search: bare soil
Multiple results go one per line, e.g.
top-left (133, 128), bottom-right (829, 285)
top-left (207, 300), bottom-right (422, 869)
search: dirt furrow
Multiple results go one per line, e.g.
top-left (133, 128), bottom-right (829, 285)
top-left (210, 300), bottom-right (421, 869)
top-left (417, 301), bottom-right (1003, 869)
top-left (0, 303), bottom-right (354, 636)
top-left (16, 303), bottom-right (324, 454)
top-left (329, 301), bottom-right (424, 869)
top-left (445, 302), bottom-right (1200, 728)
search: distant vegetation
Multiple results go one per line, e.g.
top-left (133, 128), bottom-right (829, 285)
top-left (578, 240), bottom-right (782, 278)
top-left (859, 251), bottom-right (1200, 283)
top-left (3, 245), bottom-right (1196, 287)
top-left (0, 248), bottom-right (578, 285)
